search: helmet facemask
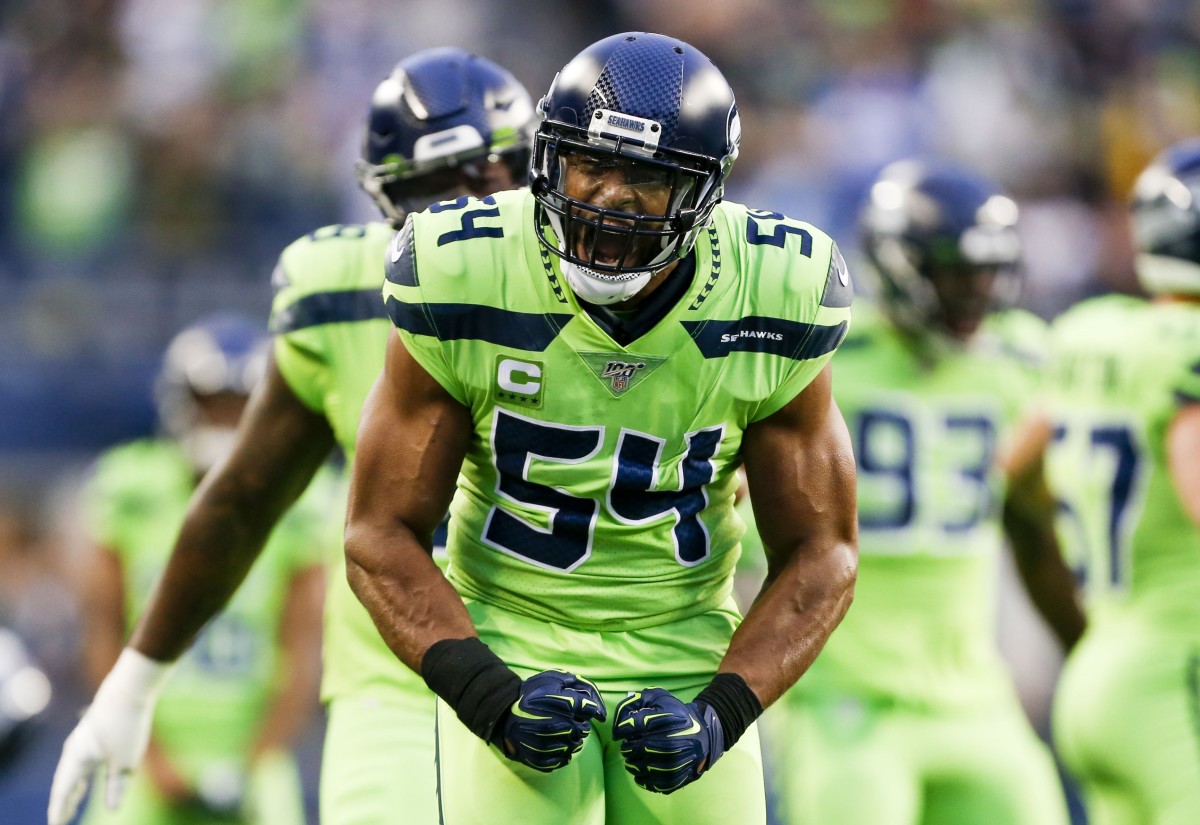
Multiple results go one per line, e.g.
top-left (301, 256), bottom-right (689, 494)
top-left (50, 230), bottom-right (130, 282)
top-left (356, 140), bottom-right (530, 227)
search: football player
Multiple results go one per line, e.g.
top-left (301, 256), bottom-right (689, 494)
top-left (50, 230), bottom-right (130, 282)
top-left (1038, 139), bottom-right (1200, 825)
top-left (763, 159), bottom-right (1082, 825)
top-left (47, 49), bottom-right (535, 825)
top-left (71, 314), bottom-right (326, 825)
top-left (345, 32), bottom-right (858, 824)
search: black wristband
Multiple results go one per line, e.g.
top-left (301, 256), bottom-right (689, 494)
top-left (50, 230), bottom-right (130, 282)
top-left (420, 637), bottom-right (521, 744)
top-left (694, 672), bottom-right (763, 750)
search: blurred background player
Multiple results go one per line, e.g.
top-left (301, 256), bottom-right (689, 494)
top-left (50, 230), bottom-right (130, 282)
top-left (72, 313), bottom-right (326, 825)
top-left (47, 49), bottom-right (535, 825)
top-left (1037, 138), bottom-right (1200, 825)
top-left (762, 159), bottom-right (1084, 825)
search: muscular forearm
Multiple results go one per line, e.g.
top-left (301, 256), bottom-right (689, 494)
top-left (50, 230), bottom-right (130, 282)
top-left (718, 539), bottom-right (857, 708)
top-left (346, 336), bottom-right (478, 672)
top-left (344, 522), bottom-right (477, 673)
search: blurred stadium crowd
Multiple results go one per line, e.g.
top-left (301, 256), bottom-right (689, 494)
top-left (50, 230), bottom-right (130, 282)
top-left (2, 0), bottom-right (1199, 821)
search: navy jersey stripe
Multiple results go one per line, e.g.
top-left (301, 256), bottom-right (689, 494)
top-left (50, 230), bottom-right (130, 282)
top-left (385, 296), bottom-right (438, 338)
top-left (386, 297), bottom-right (572, 351)
top-left (682, 318), bottom-right (848, 360)
top-left (270, 288), bottom-right (386, 334)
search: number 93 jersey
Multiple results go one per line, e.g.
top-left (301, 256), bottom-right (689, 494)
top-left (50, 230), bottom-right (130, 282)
top-left (1043, 294), bottom-right (1200, 622)
top-left (793, 305), bottom-right (1044, 709)
top-left (383, 188), bottom-right (851, 631)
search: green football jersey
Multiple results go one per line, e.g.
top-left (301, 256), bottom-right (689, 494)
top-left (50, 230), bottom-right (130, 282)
top-left (1043, 294), bottom-right (1200, 623)
top-left (85, 439), bottom-right (324, 765)
top-left (791, 305), bottom-right (1042, 709)
top-left (269, 220), bottom-right (424, 701)
top-left (384, 188), bottom-right (851, 633)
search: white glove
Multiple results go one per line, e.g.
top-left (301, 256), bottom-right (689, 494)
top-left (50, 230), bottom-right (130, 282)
top-left (47, 648), bottom-right (175, 825)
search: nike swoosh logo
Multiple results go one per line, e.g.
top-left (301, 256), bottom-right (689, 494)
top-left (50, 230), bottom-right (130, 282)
top-left (668, 718), bottom-right (701, 737)
top-left (389, 234), bottom-right (404, 263)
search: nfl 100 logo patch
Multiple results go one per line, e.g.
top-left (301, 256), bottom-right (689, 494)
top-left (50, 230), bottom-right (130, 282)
top-left (579, 351), bottom-right (665, 398)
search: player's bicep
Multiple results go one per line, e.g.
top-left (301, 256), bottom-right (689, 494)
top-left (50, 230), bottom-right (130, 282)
top-left (741, 366), bottom-right (857, 575)
top-left (349, 332), bottom-right (471, 544)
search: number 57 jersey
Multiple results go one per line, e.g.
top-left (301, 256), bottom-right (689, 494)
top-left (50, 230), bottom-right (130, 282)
top-left (1043, 294), bottom-right (1200, 622)
top-left (383, 188), bottom-right (851, 632)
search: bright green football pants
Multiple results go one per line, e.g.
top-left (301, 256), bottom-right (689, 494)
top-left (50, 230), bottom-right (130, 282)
top-left (1053, 614), bottom-right (1200, 825)
top-left (764, 695), bottom-right (1069, 825)
top-left (320, 691), bottom-right (439, 825)
top-left (434, 688), bottom-right (764, 825)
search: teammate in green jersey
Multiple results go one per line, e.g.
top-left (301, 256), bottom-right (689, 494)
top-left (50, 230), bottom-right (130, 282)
top-left (74, 315), bottom-right (326, 825)
top-left (345, 32), bottom-right (858, 825)
top-left (762, 160), bottom-right (1083, 825)
top-left (47, 50), bottom-right (536, 825)
top-left (1033, 140), bottom-right (1200, 825)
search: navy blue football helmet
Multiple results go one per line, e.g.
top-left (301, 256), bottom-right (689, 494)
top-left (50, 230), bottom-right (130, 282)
top-left (1130, 138), bottom-right (1200, 297)
top-left (859, 159), bottom-right (1022, 339)
top-left (356, 48), bottom-right (535, 226)
top-left (531, 33), bottom-right (740, 302)
top-left (155, 313), bottom-right (268, 472)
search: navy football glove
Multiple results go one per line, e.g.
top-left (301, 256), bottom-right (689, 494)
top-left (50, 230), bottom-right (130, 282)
top-left (493, 670), bottom-right (606, 772)
top-left (613, 688), bottom-right (725, 794)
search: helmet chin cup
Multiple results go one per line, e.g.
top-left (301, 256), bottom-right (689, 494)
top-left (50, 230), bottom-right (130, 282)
top-left (563, 262), bottom-right (654, 305)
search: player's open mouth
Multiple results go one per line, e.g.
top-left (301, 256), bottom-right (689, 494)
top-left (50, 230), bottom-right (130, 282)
top-left (575, 223), bottom-right (636, 267)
